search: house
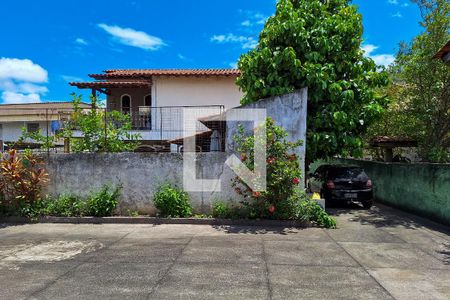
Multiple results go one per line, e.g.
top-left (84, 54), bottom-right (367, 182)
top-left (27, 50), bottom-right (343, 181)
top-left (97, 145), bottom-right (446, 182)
top-left (0, 102), bottom-right (90, 151)
top-left (69, 69), bottom-right (243, 151)
top-left (433, 39), bottom-right (450, 65)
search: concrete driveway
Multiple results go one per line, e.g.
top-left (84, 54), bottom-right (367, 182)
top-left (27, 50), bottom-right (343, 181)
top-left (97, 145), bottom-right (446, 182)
top-left (1, 204), bottom-right (449, 300)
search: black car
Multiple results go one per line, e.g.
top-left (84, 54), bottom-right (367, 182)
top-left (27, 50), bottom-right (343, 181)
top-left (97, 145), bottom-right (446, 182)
top-left (308, 164), bottom-right (373, 209)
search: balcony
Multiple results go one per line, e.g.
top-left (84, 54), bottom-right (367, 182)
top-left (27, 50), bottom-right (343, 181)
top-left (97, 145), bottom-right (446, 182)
top-left (115, 105), bottom-right (225, 141)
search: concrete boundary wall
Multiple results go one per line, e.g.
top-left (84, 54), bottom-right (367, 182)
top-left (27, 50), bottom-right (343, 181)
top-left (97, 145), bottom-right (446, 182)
top-left (42, 90), bottom-right (308, 215)
top-left (44, 153), bottom-right (238, 215)
top-left (337, 158), bottom-right (450, 225)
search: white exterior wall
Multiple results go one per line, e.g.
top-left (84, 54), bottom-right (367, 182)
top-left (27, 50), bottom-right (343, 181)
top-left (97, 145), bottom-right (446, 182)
top-left (0, 121), bottom-right (50, 142)
top-left (153, 76), bottom-right (243, 109)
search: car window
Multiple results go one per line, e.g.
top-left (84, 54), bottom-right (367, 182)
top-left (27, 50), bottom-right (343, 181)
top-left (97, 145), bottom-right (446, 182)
top-left (328, 167), bottom-right (368, 181)
top-left (314, 165), bottom-right (330, 179)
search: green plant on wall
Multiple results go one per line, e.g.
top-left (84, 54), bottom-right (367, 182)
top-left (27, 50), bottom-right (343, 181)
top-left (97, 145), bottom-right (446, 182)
top-left (236, 0), bottom-right (390, 166)
top-left (60, 94), bottom-right (141, 153)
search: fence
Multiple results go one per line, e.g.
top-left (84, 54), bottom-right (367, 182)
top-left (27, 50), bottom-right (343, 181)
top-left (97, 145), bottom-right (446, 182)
top-left (0, 104), bottom-right (225, 154)
top-left (336, 158), bottom-right (450, 225)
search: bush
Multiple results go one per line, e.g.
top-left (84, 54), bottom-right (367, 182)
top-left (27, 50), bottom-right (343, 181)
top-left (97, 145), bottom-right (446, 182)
top-left (153, 184), bottom-right (192, 217)
top-left (0, 149), bottom-right (49, 206)
top-left (212, 201), bottom-right (231, 218)
top-left (43, 194), bottom-right (87, 217)
top-left (232, 117), bottom-right (302, 218)
top-left (86, 185), bottom-right (121, 217)
top-left (275, 191), bottom-right (336, 228)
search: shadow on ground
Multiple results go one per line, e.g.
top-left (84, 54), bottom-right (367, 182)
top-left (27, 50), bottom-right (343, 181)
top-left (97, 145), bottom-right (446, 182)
top-left (211, 225), bottom-right (303, 235)
top-left (0, 222), bottom-right (26, 230)
top-left (327, 202), bottom-right (450, 237)
top-left (439, 243), bottom-right (450, 265)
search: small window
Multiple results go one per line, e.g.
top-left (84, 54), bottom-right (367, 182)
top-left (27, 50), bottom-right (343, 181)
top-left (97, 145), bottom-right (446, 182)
top-left (144, 94), bottom-right (152, 107)
top-left (27, 123), bottom-right (40, 133)
top-left (121, 95), bottom-right (131, 114)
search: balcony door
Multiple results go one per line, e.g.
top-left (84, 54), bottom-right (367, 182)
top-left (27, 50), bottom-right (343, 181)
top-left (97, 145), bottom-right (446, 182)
top-left (121, 95), bottom-right (131, 115)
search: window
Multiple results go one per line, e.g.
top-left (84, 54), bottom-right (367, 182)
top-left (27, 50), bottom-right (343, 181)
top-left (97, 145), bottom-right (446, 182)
top-left (27, 123), bottom-right (40, 133)
top-left (121, 95), bottom-right (131, 114)
top-left (144, 94), bottom-right (152, 107)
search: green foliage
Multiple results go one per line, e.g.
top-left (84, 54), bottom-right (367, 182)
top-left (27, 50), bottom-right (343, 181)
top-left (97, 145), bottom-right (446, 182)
top-left (61, 94), bottom-right (141, 153)
top-left (43, 194), bottom-right (87, 217)
top-left (212, 201), bottom-right (230, 218)
top-left (0, 184), bottom-right (121, 218)
top-left (275, 190), bottom-right (336, 228)
top-left (232, 117), bottom-right (303, 218)
top-left (18, 127), bottom-right (58, 151)
top-left (86, 184), bottom-right (121, 217)
top-left (388, 0), bottom-right (449, 162)
top-left (153, 184), bottom-right (192, 217)
top-left (237, 0), bottom-right (389, 163)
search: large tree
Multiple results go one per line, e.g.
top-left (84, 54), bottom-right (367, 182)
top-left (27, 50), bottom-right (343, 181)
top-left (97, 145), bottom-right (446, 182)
top-left (237, 0), bottom-right (389, 166)
top-left (393, 0), bottom-right (450, 162)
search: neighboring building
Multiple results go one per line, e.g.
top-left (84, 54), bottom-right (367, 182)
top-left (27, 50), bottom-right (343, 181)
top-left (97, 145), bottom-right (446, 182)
top-left (0, 102), bottom-right (90, 150)
top-left (70, 69), bottom-right (243, 150)
top-left (433, 40), bottom-right (450, 65)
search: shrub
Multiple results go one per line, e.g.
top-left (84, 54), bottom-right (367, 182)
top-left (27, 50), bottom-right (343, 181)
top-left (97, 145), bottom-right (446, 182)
top-left (212, 201), bottom-right (232, 219)
top-left (275, 190), bottom-right (336, 228)
top-left (232, 117), bottom-right (302, 218)
top-left (0, 149), bottom-right (49, 207)
top-left (86, 184), bottom-right (121, 217)
top-left (153, 184), bottom-right (192, 218)
top-left (43, 194), bottom-right (87, 217)
top-left (231, 118), bottom-right (336, 228)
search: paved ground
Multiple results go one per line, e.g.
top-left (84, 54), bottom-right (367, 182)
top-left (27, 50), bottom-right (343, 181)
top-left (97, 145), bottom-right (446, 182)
top-left (0, 203), bottom-right (449, 300)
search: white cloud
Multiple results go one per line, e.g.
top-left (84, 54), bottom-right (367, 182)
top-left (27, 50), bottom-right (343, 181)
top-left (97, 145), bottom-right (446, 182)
top-left (0, 57), bottom-right (48, 83)
top-left (229, 62), bottom-right (238, 69)
top-left (211, 33), bottom-right (257, 49)
top-left (75, 38), bottom-right (88, 45)
top-left (362, 44), bottom-right (395, 67)
top-left (1, 91), bottom-right (41, 104)
top-left (0, 58), bottom-right (48, 104)
top-left (392, 12), bottom-right (403, 18)
top-left (401, 2), bottom-right (409, 7)
top-left (387, 0), bottom-right (398, 4)
top-left (238, 10), bottom-right (268, 27)
top-left (98, 23), bottom-right (166, 51)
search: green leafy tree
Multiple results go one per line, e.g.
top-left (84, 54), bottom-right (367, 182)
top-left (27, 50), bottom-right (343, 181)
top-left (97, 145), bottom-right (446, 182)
top-left (392, 0), bottom-right (449, 162)
top-left (236, 0), bottom-right (389, 166)
top-left (18, 127), bottom-right (58, 151)
top-left (62, 94), bottom-right (141, 153)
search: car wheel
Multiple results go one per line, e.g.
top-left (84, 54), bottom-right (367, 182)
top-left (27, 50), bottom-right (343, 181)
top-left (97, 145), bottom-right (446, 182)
top-left (362, 200), bottom-right (373, 209)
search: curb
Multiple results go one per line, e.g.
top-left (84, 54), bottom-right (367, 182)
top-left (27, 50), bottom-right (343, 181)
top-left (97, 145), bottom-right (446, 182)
top-left (0, 216), bottom-right (310, 227)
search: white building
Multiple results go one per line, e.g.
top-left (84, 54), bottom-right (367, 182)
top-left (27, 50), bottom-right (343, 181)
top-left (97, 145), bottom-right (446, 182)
top-left (70, 69), bottom-right (244, 151)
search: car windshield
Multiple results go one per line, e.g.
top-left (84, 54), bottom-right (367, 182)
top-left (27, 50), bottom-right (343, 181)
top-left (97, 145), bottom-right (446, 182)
top-left (328, 167), bottom-right (368, 181)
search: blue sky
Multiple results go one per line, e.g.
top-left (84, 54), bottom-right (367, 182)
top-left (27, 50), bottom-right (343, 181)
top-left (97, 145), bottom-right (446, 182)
top-left (0, 0), bottom-right (422, 104)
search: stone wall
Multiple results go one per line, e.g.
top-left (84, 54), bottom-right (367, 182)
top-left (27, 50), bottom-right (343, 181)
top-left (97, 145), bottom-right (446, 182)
top-left (44, 152), bottom-right (238, 215)
top-left (337, 158), bottom-right (450, 225)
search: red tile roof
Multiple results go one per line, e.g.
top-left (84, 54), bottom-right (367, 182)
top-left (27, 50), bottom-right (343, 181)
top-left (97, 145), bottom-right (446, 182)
top-left (433, 40), bottom-right (450, 59)
top-left (69, 81), bottom-right (152, 89)
top-left (89, 69), bottom-right (240, 79)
